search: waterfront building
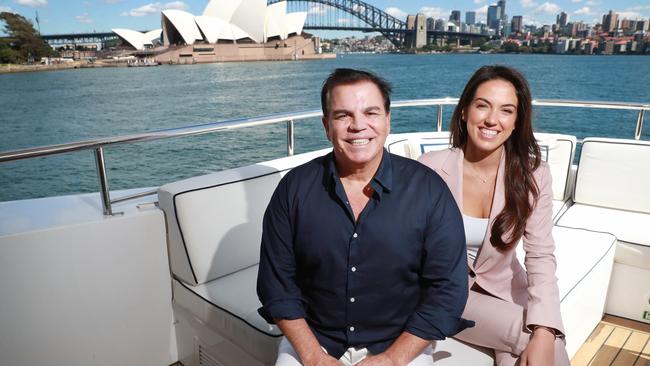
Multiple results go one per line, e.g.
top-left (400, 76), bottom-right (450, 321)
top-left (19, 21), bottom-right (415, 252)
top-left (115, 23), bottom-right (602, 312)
top-left (466, 11), bottom-right (476, 26)
top-left (487, 5), bottom-right (501, 31)
top-left (511, 16), bottom-right (523, 34)
top-left (557, 12), bottom-right (569, 30)
top-left (603, 10), bottom-right (619, 33)
top-left (426, 17), bottom-right (435, 32)
top-left (450, 10), bottom-right (461, 26)
top-left (434, 18), bottom-right (446, 31)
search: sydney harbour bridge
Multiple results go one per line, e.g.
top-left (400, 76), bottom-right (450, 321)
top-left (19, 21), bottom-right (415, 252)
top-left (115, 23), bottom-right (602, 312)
top-left (42, 0), bottom-right (489, 49)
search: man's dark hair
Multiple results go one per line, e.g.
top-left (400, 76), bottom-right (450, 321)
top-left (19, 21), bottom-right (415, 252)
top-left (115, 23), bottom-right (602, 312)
top-left (320, 68), bottom-right (392, 117)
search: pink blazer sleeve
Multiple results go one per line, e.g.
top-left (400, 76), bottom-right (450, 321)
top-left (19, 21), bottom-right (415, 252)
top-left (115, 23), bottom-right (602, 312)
top-left (523, 163), bottom-right (565, 336)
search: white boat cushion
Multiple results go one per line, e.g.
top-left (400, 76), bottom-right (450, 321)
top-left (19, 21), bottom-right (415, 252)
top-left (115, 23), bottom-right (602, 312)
top-left (385, 131), bottom-right (451, 159)
top-left (173, 265), bottom-right (281, 363)
top-left (573, 138), bottom-right (650, 213)
top-left (552, 226), bottom-right (617, 301)
top-left (158, 149), bottom-right (329, 285)
top-left (514, 226), bottom-right (616, 300)
top-left (174, 264), bottom-right (495, 365)
top-left (535, 133), bottom-right (576, 201)
top-left (558, 204), bottom-right (650, 247)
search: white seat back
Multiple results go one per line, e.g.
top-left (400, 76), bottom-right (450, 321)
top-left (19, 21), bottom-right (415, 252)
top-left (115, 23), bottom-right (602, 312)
top-left (158, 150), bottom-right (329, 285)
top-left (574, 138), bottom-right (650, 213)
top-left (535, 133), bottom-right (576, 201)
top-left (386, 131), bottom-right (576, 202)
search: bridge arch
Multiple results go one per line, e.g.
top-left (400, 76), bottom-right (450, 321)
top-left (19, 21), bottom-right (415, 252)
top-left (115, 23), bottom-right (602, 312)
top-left (267, 0), bottom-right (407, 47)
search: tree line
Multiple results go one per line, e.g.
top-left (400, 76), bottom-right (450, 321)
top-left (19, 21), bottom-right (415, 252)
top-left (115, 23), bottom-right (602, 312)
top-left (1, 12), bottom-right (55, 64)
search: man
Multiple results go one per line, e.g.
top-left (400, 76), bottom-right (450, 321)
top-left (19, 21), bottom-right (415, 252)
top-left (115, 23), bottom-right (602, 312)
top-left (257, 68), bottom-right (471, 366)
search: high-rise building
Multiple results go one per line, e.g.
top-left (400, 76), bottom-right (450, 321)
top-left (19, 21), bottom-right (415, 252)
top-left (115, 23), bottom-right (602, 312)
top-left (557, 12), bottom-right (569, 28)
top-left (487, 5), bottom-right (501, 30)
top-left (497, 0), bottom-right (506, 19)
top-left (426, 17), bottom-right (435, 31)
top-left (466, 11), bottom-right (476, 25)
top-left (603, 10), bottom-right (618, 33)
top-left (449, 10), bottom-right (461, 25)
top-left (511, 16), bottom-right (523, 34)
top-left (434, 18), bottom-right (446, 31)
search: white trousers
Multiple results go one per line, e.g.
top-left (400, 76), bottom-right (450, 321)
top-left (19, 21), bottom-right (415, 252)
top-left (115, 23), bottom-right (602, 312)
top-left (275, 337), bottom-right (435, 366)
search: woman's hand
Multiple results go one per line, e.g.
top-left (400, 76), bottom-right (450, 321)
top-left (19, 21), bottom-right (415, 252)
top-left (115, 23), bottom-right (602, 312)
top-left (520, 326), bottom-right (556, 366)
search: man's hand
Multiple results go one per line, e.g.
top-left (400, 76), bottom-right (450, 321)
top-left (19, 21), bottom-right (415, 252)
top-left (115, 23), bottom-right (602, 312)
top-left (356, 353), bottom-right (397, 366)
top-left (520, 327), bottom-right (555, 366)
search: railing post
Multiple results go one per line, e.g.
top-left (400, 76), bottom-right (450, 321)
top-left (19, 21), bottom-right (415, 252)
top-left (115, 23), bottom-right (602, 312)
top-left (437, 105), bottom-right (443, 132)
top-left (94, 147), bottom-right (113, 216)
top-left (635, 109), bottom-right (645, 140)
top-left (287, 119), bottom-right (295, 156)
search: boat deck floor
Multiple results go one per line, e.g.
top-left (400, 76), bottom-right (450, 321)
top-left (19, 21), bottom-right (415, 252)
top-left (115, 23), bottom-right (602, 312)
top-left (572, 315), bottom-right (650, 366)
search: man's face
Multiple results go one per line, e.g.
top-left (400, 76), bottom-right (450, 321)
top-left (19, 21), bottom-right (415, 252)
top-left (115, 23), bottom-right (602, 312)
top-left (322, 81), bottom-right (390, 172)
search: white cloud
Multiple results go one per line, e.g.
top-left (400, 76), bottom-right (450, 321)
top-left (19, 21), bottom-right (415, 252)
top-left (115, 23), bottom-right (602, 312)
top-left (474, 5), bottom-right (489, 16)
top-left (163, 1), bottom-right (186, 10)
top-left (352, 4), bottom-right (366, 13)
top-left (384, 7), bottom-right (407, 20)
top-left (336, 18), bottom-right (349, 24)
top-left (419, 6), bottom-right (446, 19)
top-left (618, 11), bottom-right (643, 19)
top-left (627, 5), bottom-right (650, 11)
top-left (0, 5), bottom-right (13, 12)
top-left (307, 5), bottom-right (326, 15)
top-left (12, 0), bottom-right (47, 8)
top-left (571, 0), bottom-right (581, 2)
top-left (522, 15), bottom-right (542, 26)
top-left (584, 0), bottom-right (598, 5)
top-left (75, 12), bottom-right (93, 23)
top-left (474, 0), bottom-right (485, 4)
top-left (574, 6), bottom-right (594, 15)
top-left (535, 2), bottom-right (561, 14)
top-left (521, 0), bottom-right (538, 8)
top-left (121, 1), bottom-right (185, 17)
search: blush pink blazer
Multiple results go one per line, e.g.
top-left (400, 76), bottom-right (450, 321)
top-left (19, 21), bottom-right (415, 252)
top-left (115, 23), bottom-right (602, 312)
top-left (418, 148), bottom-right (565, 335)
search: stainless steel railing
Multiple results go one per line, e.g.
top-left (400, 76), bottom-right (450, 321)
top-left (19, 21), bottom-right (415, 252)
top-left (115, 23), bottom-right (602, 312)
top-left (1, 98), bottom-right (648, 215)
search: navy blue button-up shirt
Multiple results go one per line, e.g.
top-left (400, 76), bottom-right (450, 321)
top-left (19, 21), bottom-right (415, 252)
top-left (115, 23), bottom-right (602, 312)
top-left (257, 150), bottom-right (472, 358)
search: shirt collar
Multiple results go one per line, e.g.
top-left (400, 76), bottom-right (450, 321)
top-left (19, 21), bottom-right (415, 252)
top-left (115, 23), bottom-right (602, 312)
top-left (325, 149), bottom-right (393, 197)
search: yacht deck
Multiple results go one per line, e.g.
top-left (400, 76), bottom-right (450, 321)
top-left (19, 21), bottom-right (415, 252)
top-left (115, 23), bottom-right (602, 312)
top-left (572, 316), bottom-right (650, 366)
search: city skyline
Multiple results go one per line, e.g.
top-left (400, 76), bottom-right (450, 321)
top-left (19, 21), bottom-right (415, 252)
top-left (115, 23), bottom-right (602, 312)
top-left (0, 0), bottom-right (649, 35)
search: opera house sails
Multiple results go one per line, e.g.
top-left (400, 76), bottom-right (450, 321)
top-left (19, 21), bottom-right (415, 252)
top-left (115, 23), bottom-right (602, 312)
top-left (112, 0), bottom-right (332, 64)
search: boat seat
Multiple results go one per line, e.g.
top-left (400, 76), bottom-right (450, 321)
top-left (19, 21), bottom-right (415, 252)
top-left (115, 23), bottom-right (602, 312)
top-left (386, 131), bottom-right (577, 221)
top-left (556, 137), bottom-right (650, 324)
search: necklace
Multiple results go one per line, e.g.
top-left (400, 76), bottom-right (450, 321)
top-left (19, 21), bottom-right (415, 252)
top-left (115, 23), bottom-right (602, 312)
top-left (464, 161), bottom-right (493, 184)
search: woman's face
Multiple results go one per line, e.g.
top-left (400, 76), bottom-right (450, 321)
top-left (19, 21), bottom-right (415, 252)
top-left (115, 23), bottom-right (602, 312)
top-left (463, 79), bottom-right (518, 156)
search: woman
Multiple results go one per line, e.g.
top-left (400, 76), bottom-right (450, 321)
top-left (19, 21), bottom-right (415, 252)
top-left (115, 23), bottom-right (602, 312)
top-left (418, 65), bottom-right (570, 366)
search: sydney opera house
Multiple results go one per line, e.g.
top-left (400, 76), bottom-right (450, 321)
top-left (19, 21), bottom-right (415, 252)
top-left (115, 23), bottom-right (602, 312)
top-left (112, 0), bottom-right (329, 63)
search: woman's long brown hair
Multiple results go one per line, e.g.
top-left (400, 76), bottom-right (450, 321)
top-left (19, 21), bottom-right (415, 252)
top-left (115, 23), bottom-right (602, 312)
top-left (450, 65), bottom-right (541, 252)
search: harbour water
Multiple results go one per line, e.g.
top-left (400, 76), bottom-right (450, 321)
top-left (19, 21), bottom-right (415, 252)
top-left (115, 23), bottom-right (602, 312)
top-left (1, 53), bottom-right (649, 202)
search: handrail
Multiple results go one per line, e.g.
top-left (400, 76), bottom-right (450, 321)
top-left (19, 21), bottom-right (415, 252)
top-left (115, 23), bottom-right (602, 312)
top-left (1, 98), bottom-right (648, 215)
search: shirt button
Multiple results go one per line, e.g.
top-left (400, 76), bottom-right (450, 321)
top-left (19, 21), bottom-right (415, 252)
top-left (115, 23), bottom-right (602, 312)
top-left (350, 297), bottom-right (355, 303)
top-left (351, 266), bottom-right (357, 272)
top-left (349, 326), bottom-right (355, 332)
top-left (353, 233), bottom-right (358, 238)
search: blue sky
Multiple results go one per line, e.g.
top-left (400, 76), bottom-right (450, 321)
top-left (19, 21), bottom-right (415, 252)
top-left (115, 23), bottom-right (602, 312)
top-left (0, 0), bottom-right (649, 35)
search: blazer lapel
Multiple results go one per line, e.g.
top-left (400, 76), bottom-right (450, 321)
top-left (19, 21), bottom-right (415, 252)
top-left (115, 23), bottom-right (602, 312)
top-left (441, 148), bottom-right (464, 210)
top-left (474, 149), bottom-right (507, 271)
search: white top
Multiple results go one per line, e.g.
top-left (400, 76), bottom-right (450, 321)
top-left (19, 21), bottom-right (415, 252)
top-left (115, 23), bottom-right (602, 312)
top-left (463, 214), bottom-right (489, 263)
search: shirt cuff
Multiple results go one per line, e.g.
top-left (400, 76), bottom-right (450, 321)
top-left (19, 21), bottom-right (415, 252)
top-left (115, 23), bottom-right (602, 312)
top-left (405, 312), bottom-right (475, 340)
top-left (257, 299), bottom-right (306, 324)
